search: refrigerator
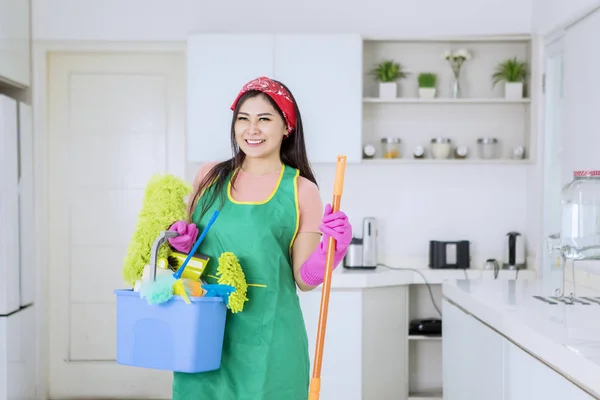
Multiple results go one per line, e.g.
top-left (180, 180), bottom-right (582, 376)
top-left (0, 94), bottom-right (37, 400)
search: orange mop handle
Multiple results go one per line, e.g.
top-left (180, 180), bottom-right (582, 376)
top-left (308, 155), bottom-right (347, 400)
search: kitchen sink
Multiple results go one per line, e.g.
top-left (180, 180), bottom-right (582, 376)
top-left (532, 295), bottom-right (600, 305)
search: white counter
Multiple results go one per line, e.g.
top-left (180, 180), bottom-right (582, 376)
top-left (330, 266), bottom-right (537, 288)
top-left (443, 279), bottom-right (600, 399)
top-left (298, 266), bottom-right (538, 399)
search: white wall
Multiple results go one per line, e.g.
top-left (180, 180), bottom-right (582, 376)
top-left (33, 0), bottom-right (536, 269)
top-left (33, 0), bottom-right (532, 41)
top-left (186, 162), bottom-right (531, 268)
top-left (532, 0), bottom-right (600, 35)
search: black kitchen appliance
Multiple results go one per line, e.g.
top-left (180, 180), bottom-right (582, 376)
top-left (429, 240), bottom-right (470, 269)
top-left (409, 318), bottom-right (442, 336)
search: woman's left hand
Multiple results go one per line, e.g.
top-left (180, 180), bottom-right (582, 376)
top-left (319, 203), bottom-right (352, 253)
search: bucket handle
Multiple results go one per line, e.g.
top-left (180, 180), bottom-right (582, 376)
top-left (149, 230), bottom-right (179, 282)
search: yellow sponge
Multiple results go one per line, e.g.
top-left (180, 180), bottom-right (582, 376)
top-left (169, 251), bottom-right (210, 281)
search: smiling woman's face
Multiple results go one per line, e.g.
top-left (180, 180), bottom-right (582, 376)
top-left (234, 94), bottom-right (287, 160)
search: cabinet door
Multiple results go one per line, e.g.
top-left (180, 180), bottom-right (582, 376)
top-left (504, 340), bottom-right (595, 400)
top-left (18, 102), bottom-right (35, 307)
top-left (0, 95), bottom-right (20, 315)
top-left (0, 0), bottom-right (31, 87)
top-left (273, 34), bottom-right (363, 164)
top-left (442, 299), bottom-right (504, 400)
top-left (5, 307), bottom-right (37, 400)
top-left (187, 34), bottom-right (275, 163)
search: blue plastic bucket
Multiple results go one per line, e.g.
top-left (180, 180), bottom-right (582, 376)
top-left (114, 289), bottom-right (227, 373)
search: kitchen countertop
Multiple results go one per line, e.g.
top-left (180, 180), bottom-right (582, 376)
top-left (443, 278), bottom-right (600, 398)
top-left (327, 266), bottom-right (537, 289)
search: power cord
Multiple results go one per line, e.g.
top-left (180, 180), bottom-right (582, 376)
top-left (377, 264), bottom-right (519, 321)
top-left (378, 263), bottom-right (448, 317)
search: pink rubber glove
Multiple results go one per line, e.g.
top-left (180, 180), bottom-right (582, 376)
top-left (167, 220), bottom-right (199, 253)
top-left (300, 204), bottom-right (352, 286)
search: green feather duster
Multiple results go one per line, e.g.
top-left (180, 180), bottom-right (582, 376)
top-left (122, 173), bottom-right (192, 286)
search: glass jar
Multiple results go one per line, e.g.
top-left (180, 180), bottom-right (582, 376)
top-left (430, 138), bottom-right (452, 159)
top-left (560, 170), bottom-right (600, 259)
top-left (381, 137), bottom-right (401, 159)
top-left (477, 138), bottom-right (499, 159)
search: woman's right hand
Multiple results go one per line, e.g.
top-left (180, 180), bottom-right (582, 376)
top-left (167, 220), bottom-right (199, 253)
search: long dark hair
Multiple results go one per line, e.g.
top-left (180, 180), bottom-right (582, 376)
top-left (188, 79), bottom-right (317, 222)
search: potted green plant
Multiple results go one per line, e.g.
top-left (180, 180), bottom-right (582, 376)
top-left (370, 60), bottom-right (407, 99)
top-left (418, 72), bottom-right (437, 99)
top-left (492, 57), bottom-right (528, 99)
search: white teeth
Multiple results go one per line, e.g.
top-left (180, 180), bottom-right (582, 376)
top-left (246, 140), bottom-right (265, 144)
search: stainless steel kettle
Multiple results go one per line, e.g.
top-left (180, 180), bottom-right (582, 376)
top-left (362, 217), bottom-right (377, 268)
top-left (343, 217), bottom-right (377, 269)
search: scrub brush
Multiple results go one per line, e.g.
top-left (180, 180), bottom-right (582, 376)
top-left (140, 210), bottom-right (220, 305)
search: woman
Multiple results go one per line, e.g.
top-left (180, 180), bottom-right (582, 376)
top-left (168, 76), bottom-right (352, 399)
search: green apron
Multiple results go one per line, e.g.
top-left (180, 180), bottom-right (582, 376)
top-left (172, 164), bottom-right (310, 400)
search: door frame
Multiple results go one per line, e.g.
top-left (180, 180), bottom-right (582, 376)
top-left (538, 34), bottom-right (565, 279)
top-left (32, 40), bottom-right (185, 399)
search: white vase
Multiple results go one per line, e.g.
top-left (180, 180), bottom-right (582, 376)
top-left (379, 82), bottom-right (397, 99)
top-left (418, 88), bottom-right (436, 99)
top-left (505, 82), bottom-right (523, 100)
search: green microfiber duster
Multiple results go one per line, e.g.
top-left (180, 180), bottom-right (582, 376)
top-left (215, 252), bottom-right (248, 313)
top-left (122, 173), bottom-right (192, 286)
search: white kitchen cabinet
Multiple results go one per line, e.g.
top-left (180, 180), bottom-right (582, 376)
top-left (0, 0), bottom-right (31, 87)
top-left (442, 299), bottom-right (504, 400)
top-left (443, 299), bottom-right (595, 400)
top-left (187, 33), bottom-right (275, 163)
top-left (0, 95), bottom-right (20, 315)
top-left (273, 34), bottom-right (362, 164)
top-left (0, 305), bottom-right (37, 400)
top-left (18, 102), bottom-right (34, 306)
top-left (298, 285), bottom-right (408, 400)
top-left (503, 340), bottom-right (594, 400)
top-left (186, 33), bottom-right (363, 164)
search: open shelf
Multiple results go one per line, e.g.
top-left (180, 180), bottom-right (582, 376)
top-left (408, 284), bottom-right (443, 399)
top-left (363, 34), bottom-right (531, 43)
top-left (363, 97), bottom-right (531, 104)
top-left (409, 334), bottom-right (442, 341)
top-left (361, 158), bottom-right (532, 165)
top-left (408, 391), bottom-right (443, 400)
top-left (362, 36), bottom-right (535, 165)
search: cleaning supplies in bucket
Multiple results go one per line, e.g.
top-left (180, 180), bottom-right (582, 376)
top-left (116, 171), bottom-right (250, 373)
top-left (115, 224), bottom-right (232, 373)
top-left (139, 210), bottom-right (220, 305)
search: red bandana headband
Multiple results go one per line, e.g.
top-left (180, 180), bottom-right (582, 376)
top-left (230, 77), bottom-right (297, 134)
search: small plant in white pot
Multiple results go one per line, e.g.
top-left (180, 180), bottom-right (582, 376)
top-left (492, 57), bottom-right (527, 100)
top-left (418, 72), bottom-right (437, 99)
top-left (371, 60), bottom-right (407, 99)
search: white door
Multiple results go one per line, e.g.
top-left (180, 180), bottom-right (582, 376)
top-left (47, 51), bottom-right (185, 398)
top-left (540, 37), bottom-right (564, 283)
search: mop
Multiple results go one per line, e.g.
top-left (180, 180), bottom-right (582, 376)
top-left (308, 155), bottom-right (347, 400)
